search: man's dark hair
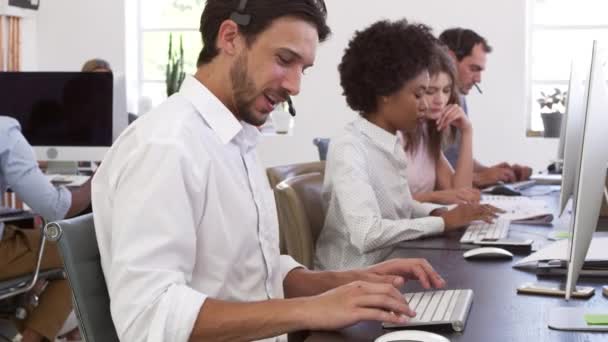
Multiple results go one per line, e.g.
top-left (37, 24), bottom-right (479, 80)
top-left (339, 19), bottom-right (436, 116)
top-left (197, 0), bottom-right (330, 66)
top-left (438, 28), bottom-right (492, 61)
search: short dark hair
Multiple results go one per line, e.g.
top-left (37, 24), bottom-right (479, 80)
top-left (438, 28), bottom-right (492, 61)
top-left (339, 19), bottom-right (436, 116)
top-left (197, 0), bottom-right (330, 66)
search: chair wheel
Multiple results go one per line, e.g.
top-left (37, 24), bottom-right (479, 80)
top-left (15, 307), bottom-right (27, 320)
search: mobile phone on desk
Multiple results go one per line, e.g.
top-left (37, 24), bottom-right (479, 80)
top-left (517, 282), bottom-right (595, 299)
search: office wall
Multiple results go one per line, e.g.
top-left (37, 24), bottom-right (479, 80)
top-left (257, 0), bottom-right (558, 171)
top-left (24, 0), bottom-right (557, 171)
top-left (29, 0), bottom-right (126, 75)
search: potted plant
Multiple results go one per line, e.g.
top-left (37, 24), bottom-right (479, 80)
top-left (166, 33), bottom-right (185, 97)
top-left (537, 88), bottom-right (567, 138)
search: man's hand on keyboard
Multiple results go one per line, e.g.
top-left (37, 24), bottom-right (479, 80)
top-left (440, 204), bottom-right (504, 230)
top-left (359, 258), bottom-right (446, 290)
top-left (474, 166), bottom-right (517, 188)
top-left (303, 281), bottom-right (415, 329)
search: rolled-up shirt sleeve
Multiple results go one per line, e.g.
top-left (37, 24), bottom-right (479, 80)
top-left (279, 255), bottom-right (304, 281)
top-left (412, 200), bottom-right (445, 218)
top-left (0, 124), bottom-right (70, 221)
top-left (103, 142), bottom-right (207, 342)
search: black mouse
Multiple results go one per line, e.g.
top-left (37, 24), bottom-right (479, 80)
top-left (489, 184), bottom-right (521, 196)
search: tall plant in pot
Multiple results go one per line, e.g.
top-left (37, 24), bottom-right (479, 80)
top-left (537, 88), bottom-right (567, 138)
top-left (166, 33), bottom-right (186, 97)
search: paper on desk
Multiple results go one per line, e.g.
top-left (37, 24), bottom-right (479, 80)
top-left (481, 196), bottom-right (554, 225)
top-left (513, 237), bottom-right (608, 268)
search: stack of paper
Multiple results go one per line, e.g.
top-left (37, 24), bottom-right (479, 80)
top-left (514, 237), bottom-right (608, 269)
top-left (481, 195), bottom-right (554, 225)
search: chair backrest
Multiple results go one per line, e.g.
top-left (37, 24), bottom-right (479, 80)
top-left (275, 172), bottom-right (325, 269)
top-left (312, 138), bottom-right (330, 161)
top-left (44, 214), bottom-right (119, 342)
top-left (266, 161), bottom-right (325, 190)
top-left (267, 162), bottom-right (326, 254)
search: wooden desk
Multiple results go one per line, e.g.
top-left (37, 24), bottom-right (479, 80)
top-left (306, 247), bottom-right (608, 342)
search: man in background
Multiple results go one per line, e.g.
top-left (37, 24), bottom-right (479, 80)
top-left (439, 28), bottom-right (532, 188)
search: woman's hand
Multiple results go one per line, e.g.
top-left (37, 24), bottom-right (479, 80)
top-left (435, 104), bottom-right (472, 132)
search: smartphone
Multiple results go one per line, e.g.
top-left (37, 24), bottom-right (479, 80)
top-left (517, 282), bottom-right (595, 299)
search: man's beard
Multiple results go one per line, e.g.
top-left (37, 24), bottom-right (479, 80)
top-left (229, 52), bottom-right (267, 126)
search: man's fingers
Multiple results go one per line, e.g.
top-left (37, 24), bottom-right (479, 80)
top-left (354, 308), bottom-right (410, 324)
top-left (355, 295), bottom-right (413, 317)
top-left (355, 281), bottom-right (406, 303)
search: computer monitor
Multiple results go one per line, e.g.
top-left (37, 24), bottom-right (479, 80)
top-left (564, 41), bottom-right (608, 300)
top-left (0, 72), bottom-right (127, 161)
top-left (558, 55), bottom-right (594, 215)
top-left (547, 41), bottom-right (608, 332)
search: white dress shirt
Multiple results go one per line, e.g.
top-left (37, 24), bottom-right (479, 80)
top-left (92, 76), bottom-right (301, 342)
top-left (314, 117), bottom-right (445, 271)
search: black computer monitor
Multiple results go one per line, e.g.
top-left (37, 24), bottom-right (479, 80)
top-left (0, 72), bottom-right (124, 161)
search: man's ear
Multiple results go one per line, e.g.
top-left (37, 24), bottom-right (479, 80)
top-left (216, 19), bottom-right (243, 57)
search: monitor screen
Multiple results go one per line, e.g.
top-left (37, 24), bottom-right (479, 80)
top-left (0, 72), bottom-right (113, 147)
top-left (565, 40), bottom-right (608, 300)
top-left (558, 57), bottom-right (593, 215)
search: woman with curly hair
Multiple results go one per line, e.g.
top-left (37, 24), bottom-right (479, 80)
top-left (402, 45), bottom-right (480, 205)
top-left (314, 20), bottom-right (500, 271)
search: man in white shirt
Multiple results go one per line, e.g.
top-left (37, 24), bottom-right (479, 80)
top-left (92, 1), bottom-right (445, 341)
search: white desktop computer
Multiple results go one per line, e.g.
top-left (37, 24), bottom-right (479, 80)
top-left (548, 41), bottom-right (608, 331)
top-left (558, 55), bottom-right (594, 215)
top-left (532, 57), bottom-right (592, 186)
top-left (0, 72), bottom-right (127, 163)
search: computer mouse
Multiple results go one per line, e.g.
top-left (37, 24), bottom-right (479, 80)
top-left (463, 247), bottom-right (513, 260)
top-left (489, 185), bottom-right (521, 196)
top-left (375, 330), bottom-right (450, 342)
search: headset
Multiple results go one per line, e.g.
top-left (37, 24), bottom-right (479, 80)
top-left (229, 0), bottom-right (327, 27)
top-left (230, 0), bottom-right (252, 26)
top-left (453, 28), bottom-right (467, 60)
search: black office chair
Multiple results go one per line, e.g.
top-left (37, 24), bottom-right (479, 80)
top-left (44, 214), bottom-right (119, 342)
top-left (312, 138), bottom-right (330, 161)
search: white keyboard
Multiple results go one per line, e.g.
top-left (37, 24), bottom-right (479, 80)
top-left (482, 180), bottom-right (537, 193)
top-left (384, 289), bottom-right (474, 332)
top-left (460, 219), bottom-right (511, 243)
top-left (510, 180), bottom-right (537, 191)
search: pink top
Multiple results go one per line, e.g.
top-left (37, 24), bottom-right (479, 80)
top-left (403, 126), bottom-right (437, 194)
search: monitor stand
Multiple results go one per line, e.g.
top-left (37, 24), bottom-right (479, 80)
top-left (46, 161), bottom-right (78, 175)
top-left (548, 307), bottom-right (608, 331)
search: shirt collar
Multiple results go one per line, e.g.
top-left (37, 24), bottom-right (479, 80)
top-left (179, 75), bottom-right (243, 145)
top-left (234, 123), bottom-right (261, 153)
top-left (353, 117), bottom-right (401, 155)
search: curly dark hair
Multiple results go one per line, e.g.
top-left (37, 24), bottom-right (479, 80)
top-left (339, 19), bottom-right (437, 116)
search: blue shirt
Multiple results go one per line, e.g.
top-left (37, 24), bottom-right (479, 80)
top-left (0, 116), bottom-right (71, 238)
top-left (444, 96), bottom-right (468, 167)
